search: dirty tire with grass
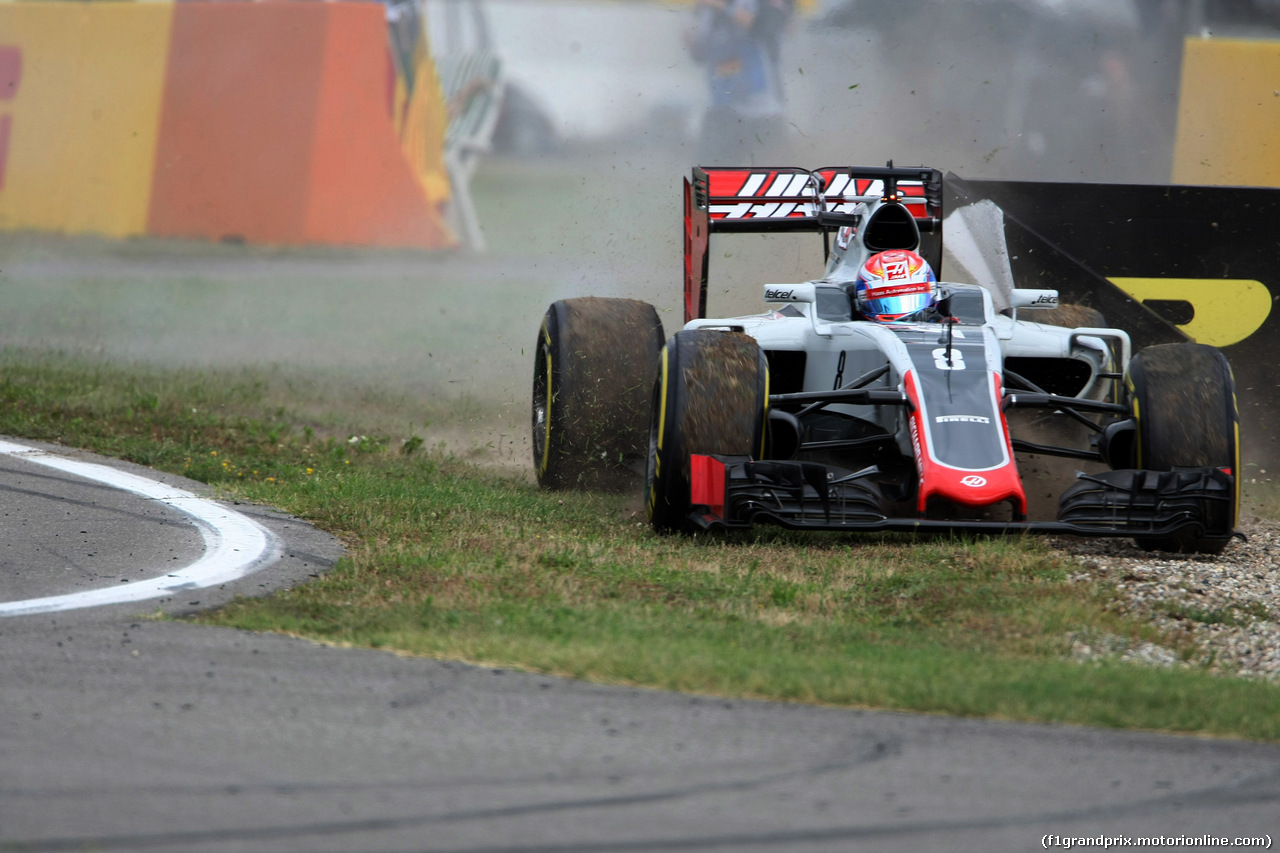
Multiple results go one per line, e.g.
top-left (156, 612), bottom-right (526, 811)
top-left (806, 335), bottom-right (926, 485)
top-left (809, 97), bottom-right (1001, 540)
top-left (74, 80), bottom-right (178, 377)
top-left (646, 330), bottom-right (768, 533)
top-left (1126, 342), bottom-right (1239, 554)
top-left (533, 297), bottom-right (664, 491)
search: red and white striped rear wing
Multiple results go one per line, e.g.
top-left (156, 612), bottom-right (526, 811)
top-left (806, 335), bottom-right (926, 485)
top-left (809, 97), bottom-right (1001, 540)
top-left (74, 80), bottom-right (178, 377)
top-left (683, 166), bottom-right (944, 323)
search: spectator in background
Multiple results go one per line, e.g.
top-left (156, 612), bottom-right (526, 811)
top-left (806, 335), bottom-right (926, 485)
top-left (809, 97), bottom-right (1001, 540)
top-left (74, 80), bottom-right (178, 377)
top-left (756, 0), bottom-right (795, 79)
top-left (685, 0), bottom-right (790, 164)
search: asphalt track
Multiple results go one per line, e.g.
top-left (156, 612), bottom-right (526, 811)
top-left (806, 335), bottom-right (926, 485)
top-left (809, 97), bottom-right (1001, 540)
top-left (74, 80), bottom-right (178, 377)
top-left (0, 439), bottom-right (1278, 853)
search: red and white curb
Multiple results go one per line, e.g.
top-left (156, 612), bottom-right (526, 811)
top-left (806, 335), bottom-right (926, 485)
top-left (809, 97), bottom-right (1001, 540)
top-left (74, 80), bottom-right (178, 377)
top-left (0, 440), bottom-right (276, 617)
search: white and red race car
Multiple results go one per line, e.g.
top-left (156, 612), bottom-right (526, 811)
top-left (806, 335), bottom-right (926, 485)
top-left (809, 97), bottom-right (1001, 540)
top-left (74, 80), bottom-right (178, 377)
top-left (532, 164), bottom-right (1239, 553)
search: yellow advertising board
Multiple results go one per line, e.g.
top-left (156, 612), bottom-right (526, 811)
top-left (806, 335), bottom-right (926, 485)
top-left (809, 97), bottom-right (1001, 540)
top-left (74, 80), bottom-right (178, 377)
top-left (1173, 37), bottom-right (1280, 188)
top-left (0, 3), bottom-right (172, 237)
top-left (0, 2), bottom-right (452, 248)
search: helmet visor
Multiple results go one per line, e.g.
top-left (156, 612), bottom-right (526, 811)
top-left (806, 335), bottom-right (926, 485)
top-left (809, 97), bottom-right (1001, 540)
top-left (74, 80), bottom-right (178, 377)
top-left (860, 283), bottom-right (933, 319)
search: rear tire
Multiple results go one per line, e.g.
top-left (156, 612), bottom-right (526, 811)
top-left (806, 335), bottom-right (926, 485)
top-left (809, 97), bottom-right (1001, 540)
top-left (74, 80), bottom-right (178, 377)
top-left (532, 298), bottom-right (664, 490)
top-left (645, 330), bottom-right (768, 533)
top-left (1126, 343), bottom-right (1239, 554)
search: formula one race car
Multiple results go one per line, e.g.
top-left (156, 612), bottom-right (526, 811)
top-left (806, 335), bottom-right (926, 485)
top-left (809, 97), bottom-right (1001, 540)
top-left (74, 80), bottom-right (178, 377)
top-left (532, 165), bottom-right (1239, 554)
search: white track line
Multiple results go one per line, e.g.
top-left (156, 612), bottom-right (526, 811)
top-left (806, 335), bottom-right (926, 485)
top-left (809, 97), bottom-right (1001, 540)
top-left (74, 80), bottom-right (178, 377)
top-left (0, 440), bottom-right (276, 617)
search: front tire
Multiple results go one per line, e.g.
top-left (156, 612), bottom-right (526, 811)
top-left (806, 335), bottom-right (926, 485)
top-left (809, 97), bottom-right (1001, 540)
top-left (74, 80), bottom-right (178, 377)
top-left (645, 330), bottom-right (769, 533)
top-left (1126, 343), bottom-right (1239, 554)
top-left (532, 298), bottom-right (664, 490)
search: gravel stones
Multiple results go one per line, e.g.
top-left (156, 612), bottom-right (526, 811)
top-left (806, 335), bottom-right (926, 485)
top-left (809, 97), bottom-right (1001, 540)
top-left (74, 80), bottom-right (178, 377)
top-left (1052, 518), bottom-right (1280, 680)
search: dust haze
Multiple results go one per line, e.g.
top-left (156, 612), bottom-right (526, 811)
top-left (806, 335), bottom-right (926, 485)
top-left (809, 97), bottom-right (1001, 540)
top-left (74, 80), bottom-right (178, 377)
top-left (0, 0), bottom-right (1272, 475)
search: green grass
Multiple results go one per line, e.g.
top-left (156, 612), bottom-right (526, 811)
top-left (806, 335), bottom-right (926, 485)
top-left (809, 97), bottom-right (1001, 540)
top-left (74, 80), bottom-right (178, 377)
top-left (2, 349), bottom-right (1279, 741)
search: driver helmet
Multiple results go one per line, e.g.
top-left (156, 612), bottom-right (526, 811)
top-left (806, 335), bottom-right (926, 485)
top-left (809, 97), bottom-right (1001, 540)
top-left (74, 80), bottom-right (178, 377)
top-left (854, 249), bottom-right (938, 322)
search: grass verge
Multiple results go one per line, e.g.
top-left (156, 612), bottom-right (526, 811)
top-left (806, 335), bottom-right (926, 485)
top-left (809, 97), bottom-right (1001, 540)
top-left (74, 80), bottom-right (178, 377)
top-left (2, 350), bottom-right (1279, 740)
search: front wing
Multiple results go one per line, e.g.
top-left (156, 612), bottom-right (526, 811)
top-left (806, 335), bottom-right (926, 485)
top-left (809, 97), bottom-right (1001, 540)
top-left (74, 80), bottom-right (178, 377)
top-left (688, 454), bottom-right (1236, 540)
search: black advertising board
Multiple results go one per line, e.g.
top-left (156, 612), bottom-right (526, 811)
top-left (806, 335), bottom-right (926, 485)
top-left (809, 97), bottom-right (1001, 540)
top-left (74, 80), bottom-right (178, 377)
top-left (947, 176), bottom-right (1280, 457)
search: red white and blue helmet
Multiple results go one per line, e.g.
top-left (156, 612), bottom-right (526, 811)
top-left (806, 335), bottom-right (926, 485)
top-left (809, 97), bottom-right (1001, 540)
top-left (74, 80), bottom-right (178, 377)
top-left (854, 249), bottom-right (938, 322)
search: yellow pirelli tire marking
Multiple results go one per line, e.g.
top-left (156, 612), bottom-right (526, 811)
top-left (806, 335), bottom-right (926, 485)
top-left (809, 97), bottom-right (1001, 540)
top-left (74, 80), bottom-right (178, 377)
top-left (656, 345), bottom-right (670, 454)
top-left (537, 322), bottom-right (554, 479)
top-left (760, 365), bottom-right (770, 460)
top-left (646, 347), bottom-right (671, 523)
top-left (1231, 387), bottom-right (1242, 528)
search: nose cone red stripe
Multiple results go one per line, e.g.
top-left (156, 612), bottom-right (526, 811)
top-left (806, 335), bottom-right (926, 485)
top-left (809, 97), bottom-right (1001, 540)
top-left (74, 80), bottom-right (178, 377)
top-left (904, 371), bottom-right (1027, 516)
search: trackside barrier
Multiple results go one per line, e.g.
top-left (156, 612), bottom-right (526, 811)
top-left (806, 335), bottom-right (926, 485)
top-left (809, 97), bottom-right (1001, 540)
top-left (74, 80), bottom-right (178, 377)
top-left (437, 48), bottom-right (505, 251)
top-left (424, 0), bottom-right (507, 251)
top-left (388, 0), bottom-right (454, 237)
top-left (0, 1), bottom-right (456, 249)
top-left (0, 3), bottom-right (173, 237)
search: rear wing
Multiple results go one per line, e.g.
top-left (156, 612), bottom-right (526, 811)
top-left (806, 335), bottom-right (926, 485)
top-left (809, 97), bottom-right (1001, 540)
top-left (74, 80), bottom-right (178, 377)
top-left (683, 165), bottom-right (944, 322)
